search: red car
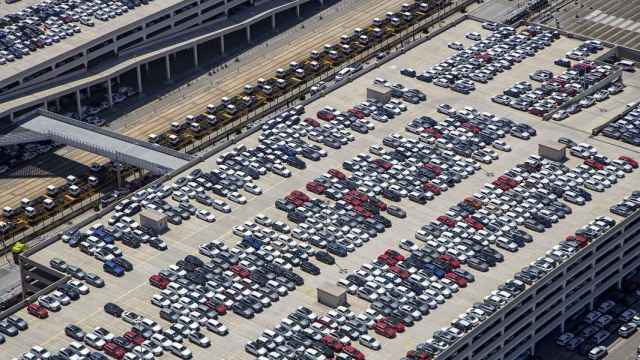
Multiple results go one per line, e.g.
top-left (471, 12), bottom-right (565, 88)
top-left (321, 335), bottom-right (343, 352)
top-left (343, 345), bottom-right (365, 360)
top-left (436, 215), bottom-right (456, 228)
top-left (438, 254), bottom-right (460, 269)
top-left (464, 216), bottom-right (483, 230)
top-left (372, 158), bottom-right (392, 170)
top-left (290, 190), bottom-right (310, 202)
top-left (388, 265), bottom-right (410, 279)
top-left (377, 253), bottom-right (397, 266)
top-left (354, 206), bottom-right (373, 218)
top-left (423, 127), bottom-right (442, 138)
top-left (384, 249), bottom-right (405, 262)
top-left (306, 181), bottom-right (326, 194)
top-left (382, 317), bottom-right (405, 333)
top-left (406, 350), bottom-right (431, 360)
top-left (328, 168), bottom-right (346, 180)
top-left (619, 155), bottom-right (638, 168)
top-left (104, 342), bottom-right (126, 359)
top-left (464, 197), bottom-right (482, 209)
top-left (205, 300), bottom-right (227, 315)
top-left (497, 175), bottom-right (518, 187)
top-left (149, 274), bottom-right (169, 289)
top-left (317, 110), bottom-right (336, 121)
top-left (124, 330), bottom-right (145, 345)
top-left (445, 272), bottom-right (468, 288)
top-left (423, 182), bottom-right (441, 195)
top-left (304, 117), bottom-right (320, 127)
top-left (423, 163), bottom-right (442, 175)
top-left (374, 322), bottom-right (396, 338)
top-left (230, 265), bottom-right (250, 278)
top-left (348, 108), bottom-right (365, 119)
top-left (584, 159), bottom-right (604, 170)
top-left (27, 303), bottom-right (48, 319)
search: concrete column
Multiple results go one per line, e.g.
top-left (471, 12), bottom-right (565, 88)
top-left (246, 26), bottom-right (251, 43)
top-left (296, 4), bottom-right (300, 18)
top-left (144, 63), bottom-right (149, 72)
top-left (220, 36), bottom-right (225, 54)
top-left (55, 98), bottom-right (61, 109)
top-left (224, 0), bottom-right (229, 15)
top-left (107, 79), bottom-right (114, 108)
top-left (42, 101), bottom-right (48, 111)
top-left (165, 55), bottom-right (172, 81)
top-left (271, 14), bottom-right (276, 29)
top-left (136, 65), bottom-right (143, 93)
top-left (193, 46), bottom-right (199, 67)
top-left (10, 112), bottom-right (14, 122)
top-left (76, 89), bottom-right (83, 119)
top-left (319, 0), bottom-right (324, 5)
top-left (86, 86), bottom-right (92, 98)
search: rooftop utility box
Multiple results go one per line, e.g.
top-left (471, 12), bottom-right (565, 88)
top-left (539, 141), bottom-right (567, 162)
top-left (317, 282), bottom-right (347, 308)
top-left (366, 85), bottom-right (391, 104)
top-left (139, 209), bottom-right (168, 234)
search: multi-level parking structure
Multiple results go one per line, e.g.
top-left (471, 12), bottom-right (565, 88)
top-left (0, 0), bottom-right (327, 121)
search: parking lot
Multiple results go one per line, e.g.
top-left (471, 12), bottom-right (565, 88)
top-left (4, 19), bottom-right (640, 360)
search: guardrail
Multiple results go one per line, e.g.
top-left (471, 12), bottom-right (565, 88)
top-left (592, 100), bottom-right (638, 136)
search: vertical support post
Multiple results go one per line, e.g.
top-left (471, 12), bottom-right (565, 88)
top-left (42, 101), bottom-right (48, 111)
top-left (193, 45), bottom-right (199, 67)
top-left (296, 4), bottom-right (300, 18)
top-left (86, 86), bottom-right (92, 98)
top-left (220, 35), bottom-right (225, 54)
top-left (246, 26), bottom-right (251, 43)
top-left (107, 79), bottom-right (114, 108)
top-left (76, 89), bottom-right (83, 119)
top-left (165, 55), bottom-right (171, 81)
top-left (272, 14), bottom-right (276, 30)
top-left (136, 65), bottom-right (143, 93)
top-left (55, 98), bottom-right (61, 110)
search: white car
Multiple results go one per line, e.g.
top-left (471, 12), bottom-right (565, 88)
top-left (84, 332), bottom-right (106, 350)
top-left (151, 333), bottom-right (173, 350)
top-left (492, 140), bottom-right (511, 152)
top-left (170, 342), bottom-right (192, 359)
top-left (67, 279), bottom-right (90, 295)
top-left (206, 319), bottom-right (228, 336)
top-left (196, 209), bottom-right (215, 222)
top-left (69, 342), bottom-right (91, 357)
top-left (227, 192), bottom-right (247, 204)
top-left (244, 182), bottom-right (262, 195)
top-left (255, 214), bottom-right (272, 227)
top-left (465, 32), bottom-right (481, 41)
top-left (359, 334), bottom-right (381, 350)
top-left (212, 199), bottom-right (231, 213)
top-left (448, 41), bottom-right (464, 50)
top-left (133, 345), bottom-right (154, 360)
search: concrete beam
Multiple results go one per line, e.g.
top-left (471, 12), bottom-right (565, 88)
top-left (136, 65), bottom-right (143, 93)
top-left (193, 45), bottom-right (199, 67)
top-left (107, 79), bottom-right (114, 108)
top-left (75, 89), bottom-right (83, 119)
top-left (165, 55), bottom-right (172, 81)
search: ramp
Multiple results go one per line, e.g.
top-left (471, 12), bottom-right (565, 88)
top-left (10, 110), bottom-right (193, 174)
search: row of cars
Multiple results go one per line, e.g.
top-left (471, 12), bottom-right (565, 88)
top-left (610, 191), bottom-right (640, 218)
top-left (0, 0), bottom-right (154, 64)
top-left (246, 306), bottom-right (380, 360)
top-left (492, 56), bottom-right (619, 119)
top-left (402, 24), bottom-right (560, 95)
top-left (408, 212), bottom-right (620, 360)
top-left (600, 101), bottom-right (640, 146)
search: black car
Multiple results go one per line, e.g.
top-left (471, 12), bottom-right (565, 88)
top-left (0, 321), bottom-right (18, 337)
top-left (65, 324), bottom-right (86, 341)
top-left (59, 284), bottom-right (80, 300)
top-left (299, 261), bottom-right (320, 275)
top-left (113, 257), bottom-right (133, 272)
top-left (315, 251), bottom-right (335, 265)
top-left (104, 302), bottom-right (124, 317)
top-left (466, 257), bottom-right (489, 272)
top-left (232, 303), bottom-right (254, 319)
top-left (5, 316), bottom-right (27, 331)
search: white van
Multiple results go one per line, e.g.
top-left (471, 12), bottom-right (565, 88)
top-left (275, 68), bottom-right (286, 78)
top-left (323, 44), bottom-right (334, 53)
top-left (46, 185), bottom-right (58, 196)
top-left (170, 122), bottom-right (182, 132)
top-left (262, 85), bottom-right (273, 95)
top-left (43, 198), bottom-right (55, 210)
top-left (148, 133), bottom-right (160, 143)
top-left (190, 122), bottom-right (201, 133)
top-left (68, 185), bottom-right (81, 197)
top-left (372, 17), bottom-right (383, 26)
top-left (276, 79), bottom-right (286, 88)
top-left (295, 68), bottom-right (305, 78)
top-left (21, 198), bottom-right (32, 208)
top-left (66, 175), bottom-right (77, 185)
top-left (340, 34), bottom-right (351, 45)
top-left (335, 68), bottom-right (352, 82)
top-left (341, 44), bottom-right (352, 54)
top-left (360, 34), bottom-right (370, 44)
top-left (328, 50), bottom-right (339, 60)
top-left (221, 96), bottom-right (231, 105)
top-left (206, 104), bottom-right (216, 114)
top-left (226, 104), bottom-right (237, 115)
top-left (25, 206), bottom-right (37, 218)
top-left (309, 50), bottom-right (320, 59)
top-left (88, 176), bottom-right (99, 186)
top-left (310, 61), bottom-right (320, 71)
top-left (168, 134), bottom-right (180, 145)
top-left (3, 206), bottom-right (15, 217)
top-left (206, 114), bottom-right (217, 125)
top-left (243, 84), bottom-right (254, 94)
top-left (391, 17), bottom-right (401, 26)
top-left (289, 61), bottom-right (300, 70)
